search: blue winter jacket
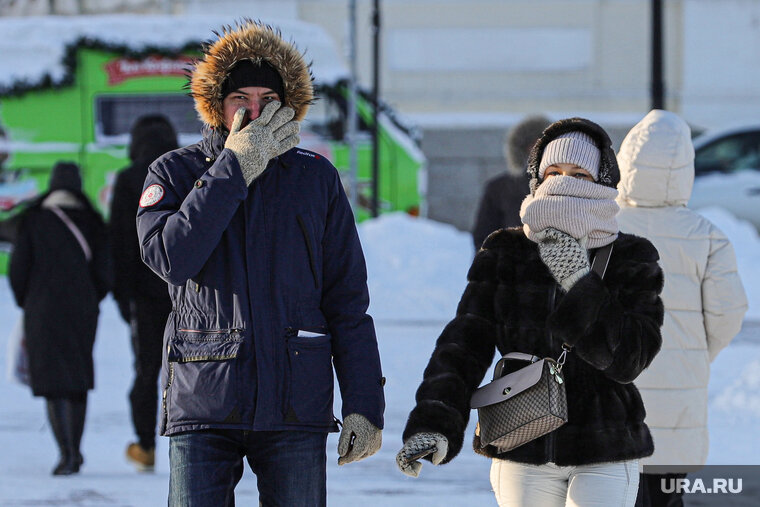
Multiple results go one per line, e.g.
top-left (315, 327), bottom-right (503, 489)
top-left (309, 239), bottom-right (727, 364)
top-left (136, 126), bottom-right (385, 435)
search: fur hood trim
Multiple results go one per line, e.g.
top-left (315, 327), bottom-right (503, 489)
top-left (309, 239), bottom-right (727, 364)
top-left (504, 115), bottom-right (551, 177)
top-left (527, 117), bottom-right (620, 194)
top-left (189, 19), bottom-right (314, 127)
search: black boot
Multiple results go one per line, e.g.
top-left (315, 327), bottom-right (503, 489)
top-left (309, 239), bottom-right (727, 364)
top-left (70, 395), bottom-right (87, 469)
top-left (46, 398), bottom-right (67, 470)
top-left (46, 398), bottom-right (79, 475)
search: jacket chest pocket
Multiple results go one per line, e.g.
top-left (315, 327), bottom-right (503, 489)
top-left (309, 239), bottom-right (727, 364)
top-left (296, 214), bottom-right (320, 289)
top-left (165, 328), bottom-right (244, 425)
top-left (283, 328), bottom-right (334, 425)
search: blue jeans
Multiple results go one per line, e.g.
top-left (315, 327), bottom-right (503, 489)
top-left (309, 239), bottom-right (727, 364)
top-left (168, 429), bottom-right (328, 507)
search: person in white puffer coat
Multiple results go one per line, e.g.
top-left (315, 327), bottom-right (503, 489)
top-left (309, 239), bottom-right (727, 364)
top-left (616, 109), bottom-right (748, 507)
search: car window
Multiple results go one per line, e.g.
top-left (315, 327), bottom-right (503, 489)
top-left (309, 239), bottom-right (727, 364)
top-left (95, 94), bottom-right (203, 145)
top-left (695, 132), bottom-right (760, 175)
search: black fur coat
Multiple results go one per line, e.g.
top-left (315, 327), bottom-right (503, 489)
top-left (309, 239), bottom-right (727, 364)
top-left (402, 228), bottom-right (664, 466)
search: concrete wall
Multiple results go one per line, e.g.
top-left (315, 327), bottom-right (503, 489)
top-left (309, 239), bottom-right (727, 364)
top-left (420, 120), bottom-right (637, 233)
top-left (421, 126), bottom-right (505, 232)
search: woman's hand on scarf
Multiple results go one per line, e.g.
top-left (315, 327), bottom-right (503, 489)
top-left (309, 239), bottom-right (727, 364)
top-left (536, 227), bottom-right (590, 292)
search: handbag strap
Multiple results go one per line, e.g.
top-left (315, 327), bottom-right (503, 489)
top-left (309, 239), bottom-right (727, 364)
top-left (493, 243), bottom-right (616, 378)
top-left (49, 206), bottom-right (92, 262)
top-left (590, 243), bottom-right (613, 278)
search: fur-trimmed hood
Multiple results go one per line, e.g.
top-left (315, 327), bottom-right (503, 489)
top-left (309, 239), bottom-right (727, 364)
top-left (527, 117), bottom-right (620, 194)
top-left (504, 115), bottom-right (551, 177)
top-left (189, 19), bottom-right (314, 128)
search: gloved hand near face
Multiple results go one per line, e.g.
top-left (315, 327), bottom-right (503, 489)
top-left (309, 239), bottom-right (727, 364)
top-left (536, 227), bottom-right (590, 292)
top-left (224, 101), bottom-right (300, 185)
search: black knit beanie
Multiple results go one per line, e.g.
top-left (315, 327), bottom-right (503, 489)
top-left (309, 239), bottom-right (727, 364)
top-left (49, 161), bottom-right (82, 192)
top-left (129, 114), bottom-right (178, 164)
top-left (221, 60), bottom-right (285, 100)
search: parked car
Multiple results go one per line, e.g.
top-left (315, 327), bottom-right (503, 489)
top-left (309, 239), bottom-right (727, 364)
top-left (689, 124), bottom-right (760, 232)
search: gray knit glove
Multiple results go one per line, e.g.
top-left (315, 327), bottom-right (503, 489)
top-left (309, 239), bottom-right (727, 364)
top-left (537, 227), bottom-right (590, 292)
top-left (395, 432), bottom-right (448, 478)
top-left (224, 101), bottom-right (300, 185)
top-left (337, 413), bottom-right (382, 466)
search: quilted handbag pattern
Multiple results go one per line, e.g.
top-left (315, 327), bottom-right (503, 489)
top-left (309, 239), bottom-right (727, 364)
top-left (477, 359), bottom-right (567, 453)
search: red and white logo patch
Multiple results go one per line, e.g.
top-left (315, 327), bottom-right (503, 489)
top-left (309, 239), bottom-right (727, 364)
top-left (139, 184), bottom-right (165, 207)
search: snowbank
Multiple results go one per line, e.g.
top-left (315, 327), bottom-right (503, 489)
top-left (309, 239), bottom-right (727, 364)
top-left (358, 212), bottom-right (473, 322)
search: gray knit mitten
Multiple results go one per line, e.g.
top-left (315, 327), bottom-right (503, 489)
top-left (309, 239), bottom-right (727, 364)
top-left (337, 413), bottom-right (382, 466)
top-left (537, 227), bottom-right (590, 292)
top-left (223, 101), bottom-right (300, 185)
top-left (395, 432), bottom-right (448, 478)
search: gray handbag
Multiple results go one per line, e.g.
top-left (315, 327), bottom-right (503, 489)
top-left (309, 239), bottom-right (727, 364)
top-left (470, 243), bottom-right (613, 453)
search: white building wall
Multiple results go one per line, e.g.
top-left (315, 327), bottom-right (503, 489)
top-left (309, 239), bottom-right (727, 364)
top-left (681, 0), bottom-right (760, 130)
top-left (296, 0), bottom-right (758, 132)
top-left (2, 0), bottom-right (757, 130)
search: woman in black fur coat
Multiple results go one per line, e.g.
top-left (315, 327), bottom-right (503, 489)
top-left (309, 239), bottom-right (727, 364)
top-left (9, 162), bottom-right (110, 476)
top-left (396, 118), bottom-right (664, 506)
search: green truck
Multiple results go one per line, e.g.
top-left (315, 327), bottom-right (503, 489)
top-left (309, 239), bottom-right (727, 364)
top-left (0, 15), bottom-right (426, 273)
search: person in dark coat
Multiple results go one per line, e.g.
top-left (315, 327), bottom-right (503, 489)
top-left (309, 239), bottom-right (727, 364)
top-left (396, 118), bottom-right (664, 506)
top-left (109, 115), bottom-right (178, 471)
top-left (471, 115), bottom-right (551, 250)
top-left (136, 21), bottom-right (384, 506)
top-left (9, 161), bottom-right (110, 476)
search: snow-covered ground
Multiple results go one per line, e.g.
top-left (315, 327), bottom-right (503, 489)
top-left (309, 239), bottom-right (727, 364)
top-left (0, 210), bottom-right (757, 506)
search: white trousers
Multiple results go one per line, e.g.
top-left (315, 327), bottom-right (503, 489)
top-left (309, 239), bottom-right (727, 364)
top-left (490, 459), bottom-right (639, 507)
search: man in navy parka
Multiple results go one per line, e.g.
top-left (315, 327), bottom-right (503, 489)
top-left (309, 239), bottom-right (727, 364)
top-left (136, 19), bottom-right (384, 506)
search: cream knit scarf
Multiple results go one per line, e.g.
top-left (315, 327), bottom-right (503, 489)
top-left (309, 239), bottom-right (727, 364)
top-left (519, 176), bottom-right (619, 249)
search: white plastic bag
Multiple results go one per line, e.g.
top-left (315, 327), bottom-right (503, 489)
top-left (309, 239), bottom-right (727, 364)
top-left (5, 316), bottom-right (30, 385)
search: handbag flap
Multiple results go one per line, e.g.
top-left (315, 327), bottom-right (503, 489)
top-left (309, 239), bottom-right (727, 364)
top-left (470, 359), bottom-right (546, 409)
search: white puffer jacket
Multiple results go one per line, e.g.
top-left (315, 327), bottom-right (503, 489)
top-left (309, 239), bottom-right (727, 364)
top-left (616, 110), bottom-right (748, 468)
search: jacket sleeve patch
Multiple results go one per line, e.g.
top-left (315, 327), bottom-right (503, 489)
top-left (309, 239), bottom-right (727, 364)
top-left (139, 184), bottom-right (165, 208)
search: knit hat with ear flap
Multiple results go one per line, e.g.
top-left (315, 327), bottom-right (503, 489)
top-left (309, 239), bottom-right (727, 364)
top-left (526, 117), bottom-right (620, 195)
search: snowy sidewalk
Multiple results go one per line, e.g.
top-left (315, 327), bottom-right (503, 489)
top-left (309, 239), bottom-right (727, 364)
top-left (1, 294), bottom-right (758, 505)
top-left (1, 211), bottom-right (758, 505)
top-left (0, 297), bottom-right (496, 506)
